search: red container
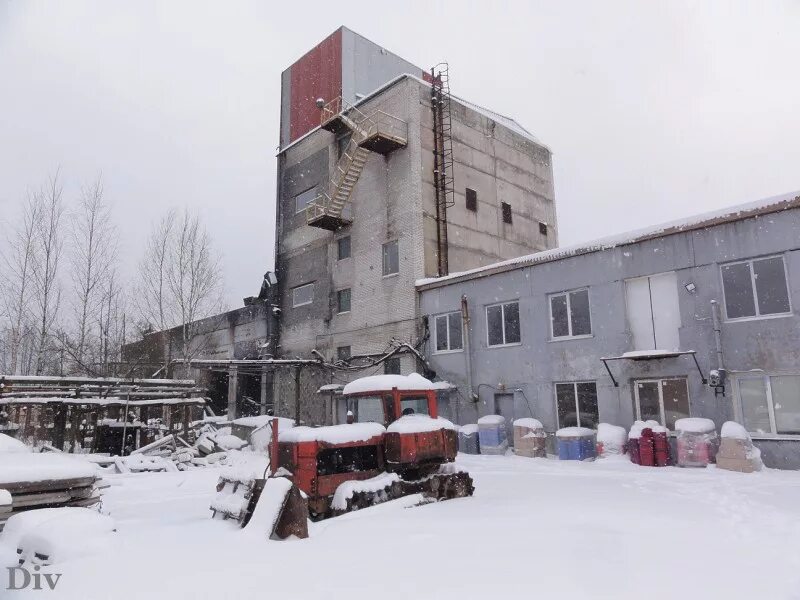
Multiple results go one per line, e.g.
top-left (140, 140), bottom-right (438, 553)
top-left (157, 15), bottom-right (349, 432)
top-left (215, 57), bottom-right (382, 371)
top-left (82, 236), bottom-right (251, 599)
top-left (653, 431), bottom-right (670, 467)
top-left (627, 438), bottom-right (641, 465)
top-left (638, 429), bottom-right (655, 467)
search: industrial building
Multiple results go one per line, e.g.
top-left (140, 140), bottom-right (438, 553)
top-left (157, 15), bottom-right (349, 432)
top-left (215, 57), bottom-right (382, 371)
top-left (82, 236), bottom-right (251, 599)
top-left (417, 192), bottom-right (800, 469)
top-left (273, 27), bottom-right (557, 422)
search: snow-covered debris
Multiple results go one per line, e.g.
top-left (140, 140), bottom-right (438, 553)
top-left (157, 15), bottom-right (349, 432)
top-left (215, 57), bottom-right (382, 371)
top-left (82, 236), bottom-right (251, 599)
top-left (215, 434), bottom-right (248, 451)
top-left (556, 427), bottom-right (595, 437)
top-left (342, 372), bottom-right (433, 395)
top-left (721, 421), bottom-right (749, 440)
top-left (0, 433), bottom-right (29, 453)
top-left (15, 508), bottom-right (115, 566)
top-left (232, 415), bottom-right (274, 428)
top-left (387, 415), bottom-right (456, 434)
top-left (331, 473), bottom-right (400, 511)
top-left (674, 418), bottom-right (716, 434)
top-left (116, 454), bottom-right (178, 474)
top-left (0, 454), bottom-right (96, 485)
top-left (279, 423), bottom-right (386, 444)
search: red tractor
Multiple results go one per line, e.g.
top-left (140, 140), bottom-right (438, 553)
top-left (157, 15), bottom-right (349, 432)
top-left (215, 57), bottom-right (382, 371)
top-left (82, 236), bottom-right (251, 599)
top-left (211, 374), bottom-right (474, 535)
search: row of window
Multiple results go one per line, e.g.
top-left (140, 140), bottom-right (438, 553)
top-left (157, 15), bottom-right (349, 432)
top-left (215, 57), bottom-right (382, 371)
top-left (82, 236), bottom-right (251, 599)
top-left (432, 254), bottom-right (793, 351)
top-left (463, 187), bottom-right (548, 235)
top-left (291, 240), bottom-right (400, 309)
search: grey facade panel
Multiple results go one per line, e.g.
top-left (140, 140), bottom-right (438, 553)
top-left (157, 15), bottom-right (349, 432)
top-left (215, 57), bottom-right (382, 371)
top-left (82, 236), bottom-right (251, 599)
top-left (419, 204), bottom-right (800, 467)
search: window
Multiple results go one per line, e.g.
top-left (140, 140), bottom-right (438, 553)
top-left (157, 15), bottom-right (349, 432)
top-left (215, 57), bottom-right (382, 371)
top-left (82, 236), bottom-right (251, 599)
top-left (721, 256), bottom-right (790, 320)
top-left (625, 272), bottom-right (680, 350)
top-left (336, 346), bottom-right (351, 361)
top-left (634, 378), bottom-right (690, 429)
top-left (486, 301), bottom-right (521, 347)
top-left (539, 222), bottom-right (548, 236)
top-left (384, 357), bottom-right (401, 375)
top-left (465, 188), bottom-right (477, 212)
top-left (294, 187), bottom-right (317, 213)
top-left (354, 396), bottom-right (385, 424)
top-left (501, 202), bottom-right (512, 224)
top-left (434, 311), bottom-right (463, 352)
top-left (400, 396), bottom-right (430, 416)
top-left (337, 236), bottom-right (351, 260)
top-left (556, 382), bottom-right (599, 429)
top-left (336, 288), bottom-right (351, 314)
top-left (292, 283), bottom-right (314, 307)
top-left (737, 374), bottom-right (800, 435)
top-left (549, 289), bottom-right (591, 339)
top-left (382, 240), bottom-right (399, 276)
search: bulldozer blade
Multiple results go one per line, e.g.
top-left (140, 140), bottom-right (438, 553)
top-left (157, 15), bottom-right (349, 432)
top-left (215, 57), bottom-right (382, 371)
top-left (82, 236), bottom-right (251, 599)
top-left (245, 477), bottom-right (309, 540)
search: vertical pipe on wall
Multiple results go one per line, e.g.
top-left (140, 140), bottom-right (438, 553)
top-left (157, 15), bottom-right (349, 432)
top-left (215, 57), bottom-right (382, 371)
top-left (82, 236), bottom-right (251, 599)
top-left (710, 300), bottom-right (725, 370)
top-left (461, 295), bottom-right (475, 408)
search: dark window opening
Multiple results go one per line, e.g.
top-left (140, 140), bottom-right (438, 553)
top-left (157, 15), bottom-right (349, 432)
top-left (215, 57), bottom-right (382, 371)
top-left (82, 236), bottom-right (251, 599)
top-left (384, 357), bottom-right (401, 375)
top-left (337, 236), bottom-right (351, 260)
top-left (317, 445), bottom-right (380, 476)
top-left (466, 188), bottom-right (478, 212)
top-left (337, 288), bottom-right (351, 313)
top-left (336, 346), bottom-right (351, 360)
top-left (502, 202), bottom-right (512, 224)
top-left (539, 222), bottom-right (548, 236)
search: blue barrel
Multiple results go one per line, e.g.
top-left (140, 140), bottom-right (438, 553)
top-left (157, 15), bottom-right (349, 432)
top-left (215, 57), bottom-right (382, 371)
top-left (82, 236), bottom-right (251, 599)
top-left (556, 428), bottom-right (597, 461)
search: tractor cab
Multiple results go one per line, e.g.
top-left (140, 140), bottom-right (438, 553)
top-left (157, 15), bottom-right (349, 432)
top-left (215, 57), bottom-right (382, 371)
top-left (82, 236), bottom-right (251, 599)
top-left (342, 377), bottom-right (438, 427)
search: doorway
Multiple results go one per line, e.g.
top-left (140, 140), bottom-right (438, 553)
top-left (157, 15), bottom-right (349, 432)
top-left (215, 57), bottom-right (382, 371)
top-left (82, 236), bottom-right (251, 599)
top-left (494, 393), bottom-right (515, 444)
top-left (634, 378), bottom-right (690, 429)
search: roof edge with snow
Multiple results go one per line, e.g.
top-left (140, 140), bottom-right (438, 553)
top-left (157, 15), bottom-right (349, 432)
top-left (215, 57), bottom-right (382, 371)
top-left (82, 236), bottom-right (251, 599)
top-left (417, 192), bottom-right (800, 291)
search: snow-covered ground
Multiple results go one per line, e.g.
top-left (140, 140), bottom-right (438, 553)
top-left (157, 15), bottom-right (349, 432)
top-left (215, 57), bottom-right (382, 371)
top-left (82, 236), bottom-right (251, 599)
top-left (5, 454), bottom-right (800, 599)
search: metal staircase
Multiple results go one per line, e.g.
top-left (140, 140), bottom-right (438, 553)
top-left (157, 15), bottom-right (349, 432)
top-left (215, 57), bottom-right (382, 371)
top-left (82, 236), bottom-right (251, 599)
top-left (307, 97), bottom-right (408, 231)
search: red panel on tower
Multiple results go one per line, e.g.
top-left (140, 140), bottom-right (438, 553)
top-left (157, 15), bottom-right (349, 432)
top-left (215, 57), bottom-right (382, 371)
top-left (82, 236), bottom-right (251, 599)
top-left (289, 28), bottom-right (343, 143)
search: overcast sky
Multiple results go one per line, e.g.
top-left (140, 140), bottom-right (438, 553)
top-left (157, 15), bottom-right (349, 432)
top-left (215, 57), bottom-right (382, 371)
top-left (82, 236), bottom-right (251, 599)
top-left (1, 1), bottom-right (799, 308)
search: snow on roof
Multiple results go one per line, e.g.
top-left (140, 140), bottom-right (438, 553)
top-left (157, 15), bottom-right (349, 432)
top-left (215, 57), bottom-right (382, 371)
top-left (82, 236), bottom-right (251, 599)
top-left (477, 415), bottom-right (505, 426)
top-left (279, 423), bottom-right (386, 445)
top-left (417, 191), bottom-right (800, 289)
top-left (0, 454), bottom-right (97, 485)
top-left (0, 396), bottom-right (206, 407)
top-left (342, 373), bottom-right (434, 395)
top-left (459, 424), bottom-right (479, 435)
top-left (386, 415), bottom-right (456, 434)
top-left (317, 384), bottom-right (344, 393)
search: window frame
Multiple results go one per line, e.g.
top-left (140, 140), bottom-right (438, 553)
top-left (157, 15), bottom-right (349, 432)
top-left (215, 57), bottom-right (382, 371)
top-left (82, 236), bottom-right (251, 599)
top-left (485, 300), bottom-right (522, 348)
top-left (291, 283), bottom-right (314, 308)
top-left (337, 236), bottom-right (351, 260)
top-left (548, 287), bottom-right (593, 341)
top-left (465, 188), bottom-right (478, 212)
top-left (336, 288), bottom-right (351, 314)
top-left (432, 311), bottom-right (464, 354)
top-left (733, 373), bottom-right (800, 438)
top-left (720, 255), bottom-right (792, 322)
top-left (554, 381), bottom-right (599, 429)
top-left (336, 345), bottom-right (351, 361)
top-left (384, 357), bottom-right (401, 375)
top-left (382, 240), bottom-right (399, 277)
top-left (632, 377), bottom-right (690, 429)
top-left (293, 187), bottom-right (317, 214)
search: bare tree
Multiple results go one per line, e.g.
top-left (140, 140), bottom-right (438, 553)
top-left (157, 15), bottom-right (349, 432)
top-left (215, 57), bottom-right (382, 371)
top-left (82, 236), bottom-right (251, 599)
top-left (32, 173), bottom-right (65, 375)
top-left (1, 193), bottom-right (42, 374)
top-left (134, 208), bottom-right (224, 371)
top-left (98, 273), bottom-right (126, 376)
top-left (68, 176), bottom-right (117, 371)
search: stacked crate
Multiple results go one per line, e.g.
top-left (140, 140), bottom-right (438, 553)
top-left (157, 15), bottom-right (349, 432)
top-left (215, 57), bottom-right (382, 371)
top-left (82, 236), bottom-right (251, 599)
top-left (513, 418), bottom-right (546, 458)
top-left (477, 415), bottom-right (508, 455)
top-left (556, 427), bottom-right (596, 461)
top-left (675, 418), bottom-right (718, 468)
top-left (716, 422), bottom-right (762, 473)
top-left (458, 424), bottom-right (480, 454)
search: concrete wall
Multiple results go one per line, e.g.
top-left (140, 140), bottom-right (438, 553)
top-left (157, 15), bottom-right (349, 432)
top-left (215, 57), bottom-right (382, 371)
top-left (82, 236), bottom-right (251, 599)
top-left (419, 205), bottom-right (800, 468)
top-left (417, 82), bottom-right (557, 277)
